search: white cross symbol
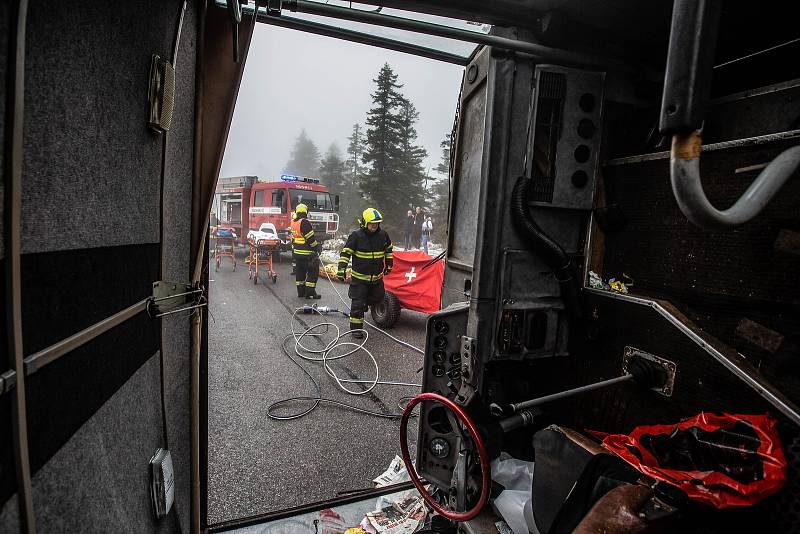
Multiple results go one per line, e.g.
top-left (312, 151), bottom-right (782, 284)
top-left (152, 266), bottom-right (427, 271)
top-left (404, 267), bottom-right (417, 284)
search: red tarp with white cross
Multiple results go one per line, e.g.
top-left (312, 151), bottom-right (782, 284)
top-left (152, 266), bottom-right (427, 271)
top-left (383, 250), bottom-right (444, 314)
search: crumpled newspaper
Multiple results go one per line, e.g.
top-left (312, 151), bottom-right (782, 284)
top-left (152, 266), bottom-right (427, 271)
top-left (372, 455), bottom-right (411, 487)
top-left (589, 271), bottom-right (610, 290)
top-left (360, 493), bottom-right (426, 534)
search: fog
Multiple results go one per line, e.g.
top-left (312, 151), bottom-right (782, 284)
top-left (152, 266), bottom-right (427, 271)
top-left (220, 4), bottom-right (481, 181)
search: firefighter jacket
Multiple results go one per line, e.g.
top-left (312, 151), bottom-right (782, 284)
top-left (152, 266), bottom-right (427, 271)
top-left (291, 216), bottom-right (319, 255)
top-left (338, 228), bottom-right (393, 283)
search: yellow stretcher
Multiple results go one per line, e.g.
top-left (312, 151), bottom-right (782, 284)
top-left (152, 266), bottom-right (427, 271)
top-left (320, 262), bottom-right (351, 283)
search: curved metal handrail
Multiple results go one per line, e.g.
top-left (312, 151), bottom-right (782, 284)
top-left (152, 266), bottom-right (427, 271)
top-left (670, 130), bottom-right (800, 229)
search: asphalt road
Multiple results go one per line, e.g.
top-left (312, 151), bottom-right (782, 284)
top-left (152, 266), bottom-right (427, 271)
top-left (207, 250), bottom-right (425, 524)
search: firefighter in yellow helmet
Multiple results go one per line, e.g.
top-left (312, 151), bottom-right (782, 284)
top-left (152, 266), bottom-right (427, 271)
top-left (338, 208), bottom-right (393, 338)
top-left (291, 204), bottom-right (321, 299)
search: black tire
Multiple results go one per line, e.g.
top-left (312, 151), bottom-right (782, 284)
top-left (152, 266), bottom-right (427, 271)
top-left (272, 275), bottom-right (277, 284)
top-left (371, 291), bottom-right (401, 328)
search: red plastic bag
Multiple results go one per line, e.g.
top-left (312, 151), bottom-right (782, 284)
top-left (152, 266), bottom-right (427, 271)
top-left (596, 413), bottom-right (787, 509)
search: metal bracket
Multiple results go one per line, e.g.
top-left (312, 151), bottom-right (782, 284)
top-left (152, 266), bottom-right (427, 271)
top-left (623, 346), bottom-right (676, 397)
top-left (266, 0), bottom-right (282, 16)
top-left (456, 336), bottom-right (477, 406)
top-left (0, 370), bottom-right (15, 395)
top-left (147, 281), bottom-right (206, 318)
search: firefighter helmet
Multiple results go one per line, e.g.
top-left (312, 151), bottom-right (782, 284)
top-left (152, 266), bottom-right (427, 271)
top-left (362, 208), bottom-right (383, 225)
top-left (295, 203), bottom-right (308, 215)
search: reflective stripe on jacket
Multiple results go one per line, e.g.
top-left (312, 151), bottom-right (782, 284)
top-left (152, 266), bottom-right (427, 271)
top-left (291, 217), bottom-right (318, 255)
top-left (338, 227), bottom-right (393, 283)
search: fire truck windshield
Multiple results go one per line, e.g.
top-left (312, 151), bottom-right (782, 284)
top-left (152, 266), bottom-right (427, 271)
top-left (290, 189), bottom-right (334, 212)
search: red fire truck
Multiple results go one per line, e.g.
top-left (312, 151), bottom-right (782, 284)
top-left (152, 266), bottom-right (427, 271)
top-left (214, 175), bottom-right (340, 248)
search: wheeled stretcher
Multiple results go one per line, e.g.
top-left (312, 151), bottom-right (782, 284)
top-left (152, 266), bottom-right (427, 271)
top-left (246, 223), bottom-right (280, 284)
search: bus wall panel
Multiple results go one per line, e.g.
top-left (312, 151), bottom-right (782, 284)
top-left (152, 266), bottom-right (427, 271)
top-left (0, 395), bottom-right (17, 534)
top-left (19, 0), bottom-right (184, 255)
top-left (0, 353), bottom-right (174, 533)
top-left (161, 1), bottom-right (198, 529)
top-left (0, 0), bottom-right (8, 258)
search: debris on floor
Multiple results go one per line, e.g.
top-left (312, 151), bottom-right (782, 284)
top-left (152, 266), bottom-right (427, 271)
top-left (359, 492), bottom-right (427, 534)
top-left (589, 271), bottom-right (633, 294)
top-left (372, 455), bottom-right (411, 487)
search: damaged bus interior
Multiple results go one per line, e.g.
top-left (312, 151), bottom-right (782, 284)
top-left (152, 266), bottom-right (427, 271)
top-left (2, 0), bottom-right (800, 533)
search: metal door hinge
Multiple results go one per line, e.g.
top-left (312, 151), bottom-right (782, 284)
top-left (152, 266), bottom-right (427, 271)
top-left (147, 281), bottom-right (206, 318)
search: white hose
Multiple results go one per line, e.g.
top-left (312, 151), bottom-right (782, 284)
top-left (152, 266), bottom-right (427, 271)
top-left (268, 260), bottom-right (424, 420)
top-left (288, 302), bottom-right (423, 395)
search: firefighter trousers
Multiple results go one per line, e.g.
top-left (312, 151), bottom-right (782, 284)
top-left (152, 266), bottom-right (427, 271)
top-left (294, 254), bottom-right (319, 296)
top-left (348, 280), bottom-right (384, 328)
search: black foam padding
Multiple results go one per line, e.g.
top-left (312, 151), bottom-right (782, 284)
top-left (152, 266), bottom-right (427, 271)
top-left (20, 244), bottom-right (159, 354)
top-left (601, 140), bottom-right (800, 404)
top-left (18, 0), bottom-right (181, 254)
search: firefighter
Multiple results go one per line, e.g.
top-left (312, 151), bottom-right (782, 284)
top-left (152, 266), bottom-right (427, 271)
top-left (337, 208), bottom-right (393, 338)
top-left (291, 204), bottom-right (321, 299)
top-left (289, 211), bottom-right (296, 275)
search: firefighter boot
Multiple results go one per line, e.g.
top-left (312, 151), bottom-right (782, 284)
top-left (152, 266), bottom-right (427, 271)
top-left (305, 288), bottom-right (322, 300)
top-left (296, 284), bottom-right (306, 298)
top-left (350, 321), bottom-right (365, 339)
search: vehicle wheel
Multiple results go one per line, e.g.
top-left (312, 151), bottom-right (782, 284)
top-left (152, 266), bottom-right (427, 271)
top-left (253, 273), bottom-right (258, 284)
top-left (215, 258), bottom-right (219, 272)
top-left (371, 291), bottom-right (401, 328)
top-left (272, 275), bottom-right (277, 284)
top-left (233, 262), bottom-right (237, 272)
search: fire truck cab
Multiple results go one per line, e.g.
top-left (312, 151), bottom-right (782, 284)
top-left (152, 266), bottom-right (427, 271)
top-left (215, 174), bottom-right (340, 248)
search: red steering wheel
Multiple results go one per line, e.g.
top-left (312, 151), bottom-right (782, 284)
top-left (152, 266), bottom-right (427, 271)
top-left (399, 392), bottom-right (491, 522)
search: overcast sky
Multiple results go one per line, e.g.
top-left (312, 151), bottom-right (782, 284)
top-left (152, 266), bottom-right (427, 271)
top-left (220, 3), bottom-right (483, 182)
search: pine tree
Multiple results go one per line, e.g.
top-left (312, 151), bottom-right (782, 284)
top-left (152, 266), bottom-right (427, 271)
top-left (284, 129), bottom-right (321, 177)
top-left (396, 98), bottom-right (428, 215)
top-left (435, 132), bottom-right (452, 176)
top-left (319, 143), bottom-right (346, 192)
top-left (319, 143), bottom-right (361, 234)
top-left (346, 123), bottom-right (365, 180)
top-left (361, 64), bottom-right (406, 235)
top-left (430, 132), bottom-right (453, 241)
top-left (361, 64), bottom-right (438, 237)
top-left (340, 124), bottom-right (367, 232)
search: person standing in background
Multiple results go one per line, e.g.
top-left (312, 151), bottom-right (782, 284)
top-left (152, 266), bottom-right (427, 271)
top-left (422, 216), bottom-right (433, 255)
top-left (412, 206), bottom-right (424, 249)
top-left (403, 210), bottom-right (414, 250)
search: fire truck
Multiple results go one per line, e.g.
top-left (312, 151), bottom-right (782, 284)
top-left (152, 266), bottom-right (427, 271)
top-left (214, 174), bottom-right (340, 248)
